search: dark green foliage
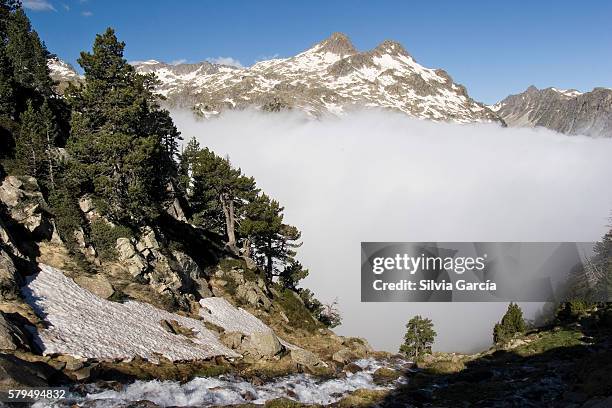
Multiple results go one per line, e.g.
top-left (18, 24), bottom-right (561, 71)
top-left (13, 100), bottom-right (59, 189)
top-left (298, 288), bottom-right (342, 328)
top-left (277, 287), bottom-right (320, 332)
top-left (241, 193), bottom-right (301, 281)
top-left (400, 315), bottom-right (436, 360)
top-left (89, 219), bottom-right (131, 261)
top-left (279, 260), bottom-right (308, 290)
top-left (180, 138), bottom-right (257, 238)
top-left (0, 1), bottom-right (66, 166)
top-left (493, 302), bottom-right (526, 344)
top-left (66, 28), bottom-right (180, 225)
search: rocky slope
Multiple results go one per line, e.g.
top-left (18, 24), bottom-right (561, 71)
top-left (0, 173), bottom-right (383, 405)
top-left (491, 85), bottom-right (612, 137)
top-left (49, 33), bottom-right (501, 123)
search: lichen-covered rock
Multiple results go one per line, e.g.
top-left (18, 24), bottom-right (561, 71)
top-left (220, 331), bottom-right (244, 349)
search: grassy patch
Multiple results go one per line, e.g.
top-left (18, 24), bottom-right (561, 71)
top-left (513, 329), bottom-right (583, 357)
top-left (275, 288), bottom-right (320, 332)
top-left (424, 359), bottom-right (465, 375)
top-left (335, 389), bottom-right (388, 407)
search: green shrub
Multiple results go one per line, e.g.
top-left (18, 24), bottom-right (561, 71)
top-left (89, 219), bottom-right (131, 261)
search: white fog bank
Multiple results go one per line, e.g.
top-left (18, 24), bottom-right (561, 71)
top-left (172, 110), bottom-right (612, 353)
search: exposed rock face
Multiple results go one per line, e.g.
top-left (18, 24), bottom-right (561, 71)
top-left (491, 86), bottom-right (612, 137)
top-left (212, 268), bottom-right (272, 310)
top-left (0, 312), bottom-right (27, 350)
top-left (0, 250), bottom-right (19, 300)
top-left (0, 354), bottom-right (49, 388)
top-left (116, 237), bottom-right (147, 277)
top-left (49, 33), bottom-right (500, 123)
top-left (0, 176), bottom-right (56, 240)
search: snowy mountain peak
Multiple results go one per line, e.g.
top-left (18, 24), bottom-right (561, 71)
top-left (48, 57), bottom-right (80, 82)
top-left (373, 40), bottom-right (410, 57)
top-left (312, 32), bottom-right (357, 56)
top-left (47, 34), bottom-right (502, 123)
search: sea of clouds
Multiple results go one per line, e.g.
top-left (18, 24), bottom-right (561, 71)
top-left (172, 109), bottom-right (612, 353)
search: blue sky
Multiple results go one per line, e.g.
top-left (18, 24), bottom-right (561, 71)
top-left (24, 0), bottom-right (612, 104)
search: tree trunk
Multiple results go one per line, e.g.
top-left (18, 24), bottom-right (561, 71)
top-left (220, 192), bottom-right (237, 253)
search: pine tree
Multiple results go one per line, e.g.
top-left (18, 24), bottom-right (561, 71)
top-left (5, 7), bottom-right (53, 101)
top-left (400, 315), bottom-right (437, 360)
top-left (493, 302), bottom-right (526, 344)
top-left (66, 28), bottom-right (179, 224)
top-left (279, 259), bottom-right (309, 290)
top-left (184, 142), bottom-right (257, 250)
top-left (14, 100), bottom-right (58, 187)
top-left (240, 193), bottom-right (302, 281)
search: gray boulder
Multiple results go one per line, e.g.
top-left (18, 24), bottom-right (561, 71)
top-left (74, 274), bottom-right (114, 299)
top-left (290, 348), bottom-right (324, 369)
top-left (240, 331), bottom-right (282, 358)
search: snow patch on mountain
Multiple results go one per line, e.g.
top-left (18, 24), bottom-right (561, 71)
top-left (47, 33), bottom-right (500, 123)
top-left (23, 264), bottom-right (239, 362)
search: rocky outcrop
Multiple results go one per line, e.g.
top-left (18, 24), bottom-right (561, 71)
top-left (0, 176), bottom-right (58, 241)
top-left (0, 312), bottom-right (28, 351)
top-left (212, 267), bottom-right (272, 310)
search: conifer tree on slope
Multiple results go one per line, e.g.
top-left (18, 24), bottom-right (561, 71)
top-left (14, 100), bottom-right (58, 188)
top-left (240, 193), bottom-right (302, 282)
top-left (66, 28), bottom-right (180, 225)
top-left (400, 315), bottom-right (437, 360)
top-left (180, 138), bottom-right (257, 252)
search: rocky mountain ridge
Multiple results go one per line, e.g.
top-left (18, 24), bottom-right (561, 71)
top-left (49, 33), bottom-right (500, 123)
top-left (491, 85), bottom-right (612, 137)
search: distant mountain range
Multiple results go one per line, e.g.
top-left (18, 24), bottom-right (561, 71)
top-left (48, 33), bottom-right (612, 137)
top-left (490, 86), bottom-right (612, 138)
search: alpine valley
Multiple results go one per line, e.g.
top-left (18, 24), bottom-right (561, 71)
top-left (1, 4), bottom-right (612, 407)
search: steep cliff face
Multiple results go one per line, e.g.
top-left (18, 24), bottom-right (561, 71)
top-left (491, 86), bottom-right (612, 137)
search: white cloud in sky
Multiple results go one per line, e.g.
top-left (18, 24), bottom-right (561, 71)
top-left (81, 10), bottom-right (93, 17)
top-left (206, 57), bottom-right (243, 68)
top-left (23, 0), bottom-right (56, 11)
top-left (170, 59), bottom-right (188, 66)
top-left (172, 109), bottom-right (612, 353)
